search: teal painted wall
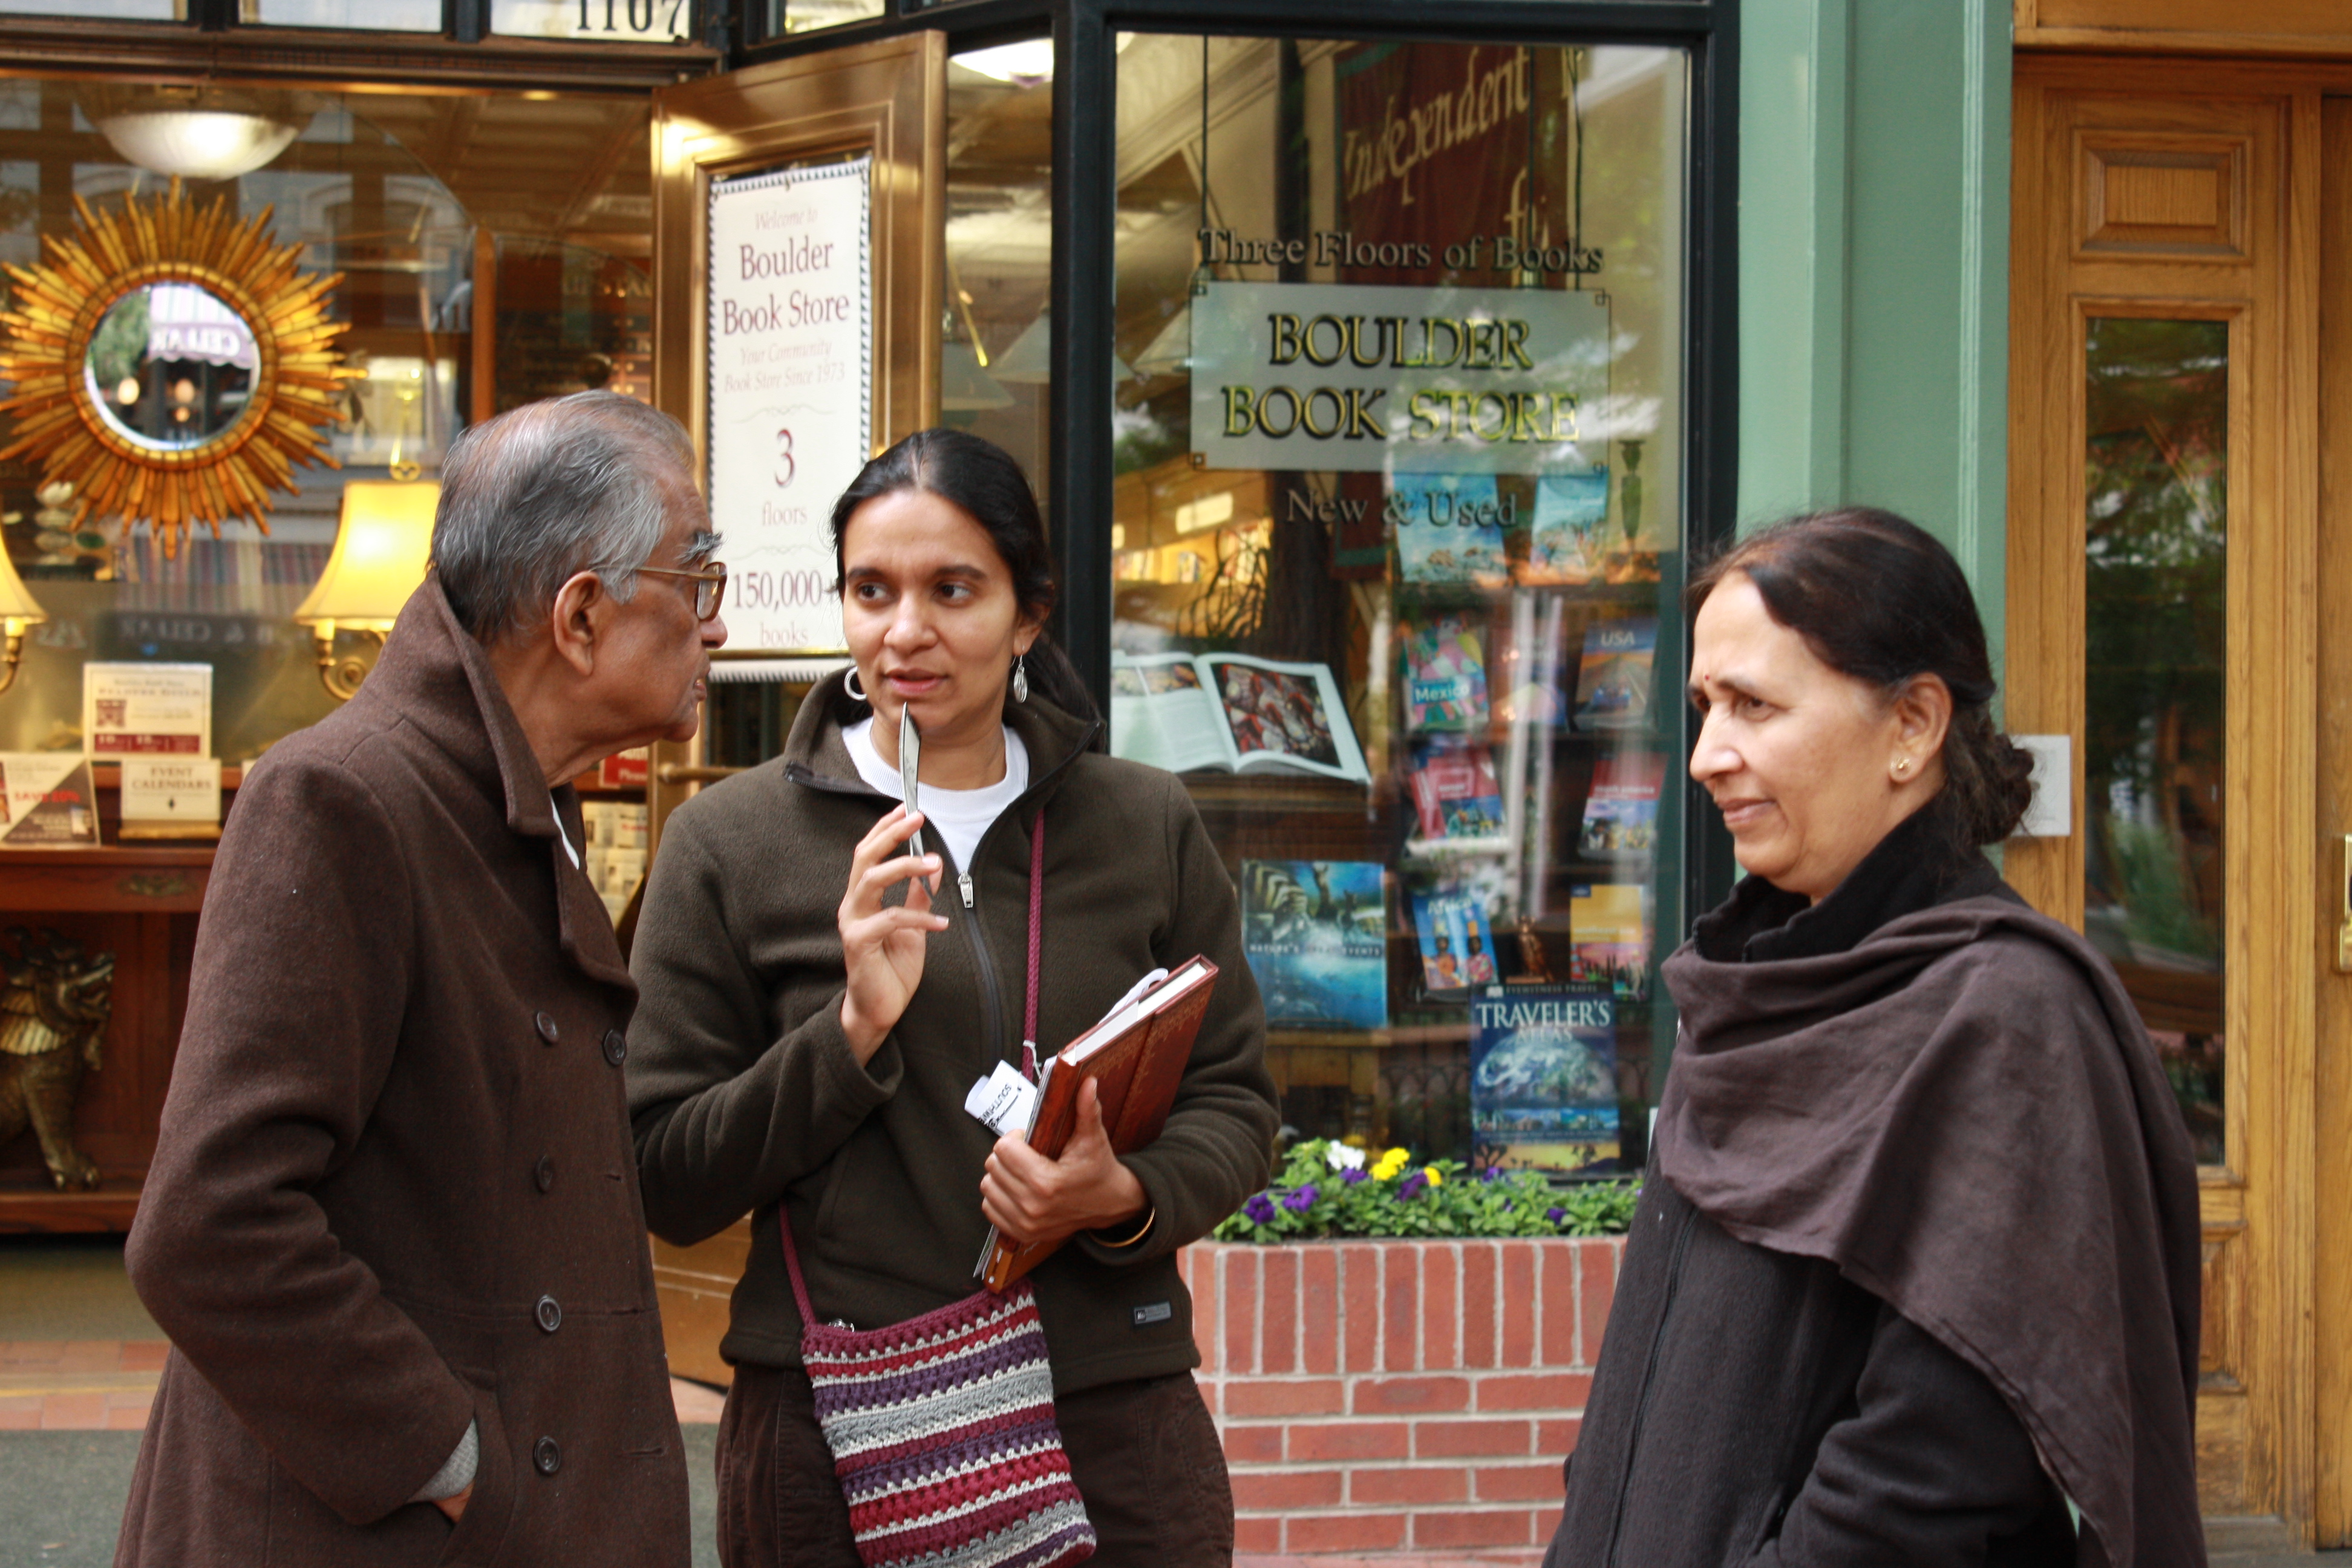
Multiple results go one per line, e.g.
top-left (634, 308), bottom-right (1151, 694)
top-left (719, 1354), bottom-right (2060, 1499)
top-left (1737, 0), bottom-right (2011, 663)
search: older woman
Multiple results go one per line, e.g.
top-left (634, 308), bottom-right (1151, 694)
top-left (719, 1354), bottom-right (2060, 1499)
top-left (1544, 509), bottom-right (2204, 1567)
top-left (626, 428), bottom-right (1278, 1568)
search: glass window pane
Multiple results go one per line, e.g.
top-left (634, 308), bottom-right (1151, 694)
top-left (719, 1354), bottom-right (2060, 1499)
top-left (492, 0), bottom-right (696, 41)
top-left (1112, 36), bottom-right (1688, 1178)
top-left (2082, 315), bottom-right (2227, 1166)
top-left (751, 0), bottom-right (880, 37)
top-left (0, 0), bottom-right (174, 15)
top-left (253, 0), bottom-right (440, 27)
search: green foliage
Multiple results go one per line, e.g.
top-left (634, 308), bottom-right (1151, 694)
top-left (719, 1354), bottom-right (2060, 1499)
top-left (1210, 1138), bottom-right (1639, 1244)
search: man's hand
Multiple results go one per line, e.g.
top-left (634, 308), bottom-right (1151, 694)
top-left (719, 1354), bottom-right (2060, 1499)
top-left (432, 1483), bottom-right (472, 1524)
top-left (981, 1078), bottom-right (1148, 1247)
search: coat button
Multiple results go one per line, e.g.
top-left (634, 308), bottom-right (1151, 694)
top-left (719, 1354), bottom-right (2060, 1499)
top-left (602, 1028), bottom-right (627, 1067)
top-left (534, 1156), bottom-right (555, 1193)
top-left (535, 1294), bottom-right (562, 1333)
top-left (535, 1011), bottom-right (560, 1045)
top-left (533, 1436), bottom-right (561, 1475)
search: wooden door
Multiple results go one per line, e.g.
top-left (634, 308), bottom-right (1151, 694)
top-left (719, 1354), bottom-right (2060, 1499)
top-left (642, 36), bottom-right (946, 1385)
top-left (2006, 57), bottom-right (2352, 1541)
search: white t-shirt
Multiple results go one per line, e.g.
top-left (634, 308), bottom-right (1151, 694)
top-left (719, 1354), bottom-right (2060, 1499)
top-left (843, 717), bottom-right (1030, 874)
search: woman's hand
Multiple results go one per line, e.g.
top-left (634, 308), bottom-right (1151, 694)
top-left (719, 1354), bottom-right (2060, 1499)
top-left (981, 1079), bottom-right (1149, 1246)
top-left (838, 805), bottom-right (947, 1063)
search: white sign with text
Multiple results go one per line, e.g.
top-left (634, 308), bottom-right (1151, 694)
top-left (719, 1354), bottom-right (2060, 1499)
top-left (706, 155), bottom-right (872, 655)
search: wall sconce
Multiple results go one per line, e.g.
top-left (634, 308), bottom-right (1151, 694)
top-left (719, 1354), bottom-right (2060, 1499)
top-left (293, 480), bottom-right (437, 701)
top-left (0, 545), bottom-right (49, 696)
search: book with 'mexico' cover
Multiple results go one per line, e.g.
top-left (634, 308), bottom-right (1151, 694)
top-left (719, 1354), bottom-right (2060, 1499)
top-left (979, 956), bottom-right (1221, 1292)
top-left (1401, 616), bottom-right (1490, 734)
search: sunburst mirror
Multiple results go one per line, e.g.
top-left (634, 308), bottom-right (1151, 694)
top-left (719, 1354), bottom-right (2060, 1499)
top-left (0, 178), bottom-right (352, 558)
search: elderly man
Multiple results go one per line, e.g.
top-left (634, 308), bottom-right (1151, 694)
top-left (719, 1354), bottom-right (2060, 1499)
top-left (116, 391), bottom-right (725, 1567)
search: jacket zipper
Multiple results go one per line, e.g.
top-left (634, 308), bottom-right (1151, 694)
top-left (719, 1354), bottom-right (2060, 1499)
top-left (1604, 1201), bottom-right (1700, 1568)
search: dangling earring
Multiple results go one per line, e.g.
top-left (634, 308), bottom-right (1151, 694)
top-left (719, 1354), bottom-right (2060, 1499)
top-left (843, 667), bottom-right (868, 703)
top-left (1011, 652), bottom-right (1030, 704)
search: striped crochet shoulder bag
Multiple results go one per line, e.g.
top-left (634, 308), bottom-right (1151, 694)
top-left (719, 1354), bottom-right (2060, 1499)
top-left (776, 810), bottom-right (1096, 1568)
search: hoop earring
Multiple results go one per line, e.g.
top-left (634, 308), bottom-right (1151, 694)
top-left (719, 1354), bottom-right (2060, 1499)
top-left (1011, 653), bottom-right (1030, 704)
top-left (843, 667), bottom-right (868, 703)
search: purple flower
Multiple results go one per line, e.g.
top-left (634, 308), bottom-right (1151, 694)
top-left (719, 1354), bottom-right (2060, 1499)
top-left (1282, 1184), bottom-right (1319, 1212)
top-left (1245, 1193), bottom-right (1278, 1226)
top-left (1480, 1166), bottom-right (1502, 1183)
top-left (1397, 1172), bottom-right (1428, 1200)
top-left (1341, 1168), bottom-right (1369, 1186)
top-left (1546, 1206), bottom-right (1567, 1224)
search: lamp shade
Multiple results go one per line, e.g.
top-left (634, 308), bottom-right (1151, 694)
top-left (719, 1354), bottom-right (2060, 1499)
top-left (0, 545), bottom-right (50, 629)
top-left (293, 480), bottom-right (439, 632)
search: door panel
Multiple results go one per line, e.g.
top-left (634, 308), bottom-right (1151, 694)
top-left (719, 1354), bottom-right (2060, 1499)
top-left (2009, 65), bottom-right (2317, 1530)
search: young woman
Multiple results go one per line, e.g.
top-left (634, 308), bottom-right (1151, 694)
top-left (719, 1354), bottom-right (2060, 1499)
top-left (626, 428), bottom-right (1278, 1568)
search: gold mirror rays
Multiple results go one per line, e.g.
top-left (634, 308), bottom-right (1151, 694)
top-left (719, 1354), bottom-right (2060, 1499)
top-left (0, 178), bottom-right (354, 558)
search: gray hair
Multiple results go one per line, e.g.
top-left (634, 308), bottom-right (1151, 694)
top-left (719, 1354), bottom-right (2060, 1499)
top-left (432, 391), bottom-right (705, 642)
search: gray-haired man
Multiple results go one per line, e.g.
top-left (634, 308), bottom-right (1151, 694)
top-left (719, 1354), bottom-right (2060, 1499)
top-left (117, 391), bottom-right (724, 1567)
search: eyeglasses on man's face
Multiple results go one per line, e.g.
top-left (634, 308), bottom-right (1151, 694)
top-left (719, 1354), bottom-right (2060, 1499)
top-left (637, 561), bottom-right (727, 621)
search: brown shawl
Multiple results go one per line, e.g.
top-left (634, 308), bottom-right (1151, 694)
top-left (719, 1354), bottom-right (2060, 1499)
top-left (1657, 895), bottom-right (2204, 1568)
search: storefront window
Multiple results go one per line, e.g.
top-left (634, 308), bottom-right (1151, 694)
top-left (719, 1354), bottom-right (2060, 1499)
top-left (492, 0), bottom-right (699, 42)
top-left (759, 0), bottom-right (884, 37)
top-left (2082, 315), bottom-right (2227, 1166)
top-left (1111, 36), bottom-right (1688, 1176)
top-left (0, 0), bottom-right (174, 16)
top-left (252, 0), bottom-right (442, 29)
top-left (0, 84), bottom-right (652, 763)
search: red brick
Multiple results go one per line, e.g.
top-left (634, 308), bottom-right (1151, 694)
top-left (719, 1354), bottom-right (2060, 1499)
top-left (1501, 1243), bottom-right (1538, 1366)
top-left (1476, 1462), bottom-right (1570, 1503)
top-left (120, 1341), bottom-right (169, 1371)
top-left (1414, 1508), bottom-right (1535, 1549)
top-left (1462, 1241), bottom-right (1499, 1369)
top-left (1477, 1372), bottom-right (1594, 1411)
top-left (1351, 1375), bottom-right (1470, 1414)
top-left (1301, 1245), bottom-right (1340, 1374)
top-left (1285, 1512), bottom-right (1407, 1553)
top-left (1193, 1379), bottom-right (1219, 1417)
top-left (1347, 1465), bottom-right (1469, 1506)
top-left (1413, 1417), bottom-right (1534, 1459)
top-left (1341, 1244), bottom-right (1382, 1372)
top-left (1382, 1243), bottom-right (1419, 1371)
top-left (1189, 1248), bottom-right (1220, 1369)
top-left (1541, 1241), bottom-right (1577, 1367)
top-left (105, 1402), bottom-right (151, 1431)
top-left (1260, 1247), bottom-right (1299, 1374)
top-left (1537, 1417), bottom-right (1582, 1455)
top-left (1287, 1420), bottom-right (1410, 1462)
top-left (1223, 1424), bottom-right (1284, 1465)
top-left (1423, 1242), bottom-right (1460, 1368)
top-left (1233, 1517), bottom-right (1282, 1554)
top-left (1232, 1468), bottom-right (1342, 1510)
top-left (41, 1394), bottom-right (106, 1429)
top-left (1223, 1248), bottom-right (1261, 1376)
top-left (1223, 1377), bottom-right (1345, 1418)
top-left (1580, 1240), bottom-right (1619, 1365)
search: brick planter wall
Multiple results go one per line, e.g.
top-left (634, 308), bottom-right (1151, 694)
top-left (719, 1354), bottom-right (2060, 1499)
top-left (1176, 1236), bottom-right (1624, 1559)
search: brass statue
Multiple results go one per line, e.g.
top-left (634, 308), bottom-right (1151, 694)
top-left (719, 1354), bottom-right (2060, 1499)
top-left (0, 927), bottom-right (115, 1190)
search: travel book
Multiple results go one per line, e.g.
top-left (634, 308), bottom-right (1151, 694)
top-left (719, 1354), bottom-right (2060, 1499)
top-left (1392, 473), bottom-right (1509, 587)
top-left (1469, 984), bottom-right (1621, 1175)
top-left (1241, 860), bottom-right (1388, 1031)
top-left (1405, 742), bottom-right (1507, 844)
top-left (1573, 616), bottom-right (1657, 731)
top-left (1400, 616), bottom-right (1491, 734)
top-left (1578, 751), bottom-right (1665, 859)
top-left (1519, 469), bottom-right (1611, 586)
top-left (1110, 652), bottom-right (1370, 783)
top-left (1567, 881), bottom-right (1650, 999)
top-left (978, 956), bottom-right (1221, 1292)
top-left (1411, 889), bottom-right (1500, 993)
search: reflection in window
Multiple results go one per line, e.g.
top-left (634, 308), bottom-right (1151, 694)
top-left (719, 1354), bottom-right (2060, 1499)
top-left (254, 0), bottom-right (442, 27)
top-left (0, 0), bottom-right (173, 16)
top-left (765, 0), bottom-right (883, 36)
top-left (2082, 315), bottom-right (2227, 1165)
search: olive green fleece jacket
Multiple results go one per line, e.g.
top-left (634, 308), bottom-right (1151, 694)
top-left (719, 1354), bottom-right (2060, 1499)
top-left (625, 673), bottom-right (1278, 1394)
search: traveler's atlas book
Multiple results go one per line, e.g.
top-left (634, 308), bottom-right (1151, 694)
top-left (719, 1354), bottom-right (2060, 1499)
top-left (1405, 742), bottom-right (1506, 844)
top-left (1241, 860), bottom-right (1387, 1031)
top-left (1470, 984), bottom-right (1621, 1175)
top-left (1411, 890), bottom-right (1500, 993)
top-left (1573, 617), bottom-right (1656, 731)
top-left (1519, 469), bottom-right (1610, 586)
top-left (1110, 652), bottom-right (1370, 783)
top-left (1392, 474), bottom-right (1509, 587)
top-left (979, 956), bottom-right (1221, 1291)
top-left (1400, 616), bottom-right (1491, 734)
top-left (1568, 882), bottom-right (1650, 999)
top-left (1578, 752), bottom-right (1665, 859)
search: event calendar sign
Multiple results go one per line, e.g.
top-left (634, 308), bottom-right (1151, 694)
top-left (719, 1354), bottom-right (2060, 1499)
top-left (706, 155), bottom-right (872, 655)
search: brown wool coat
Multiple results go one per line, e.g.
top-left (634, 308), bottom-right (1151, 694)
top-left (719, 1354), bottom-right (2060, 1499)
top-left (115, 582), bottom-right (690, 1568)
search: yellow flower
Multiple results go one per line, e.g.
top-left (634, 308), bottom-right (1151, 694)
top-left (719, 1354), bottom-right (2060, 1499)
top-left (1424, 1166), bottom-right (1445, 1186)
top-left (1372, 1148), bottom-right (1410, 1180)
